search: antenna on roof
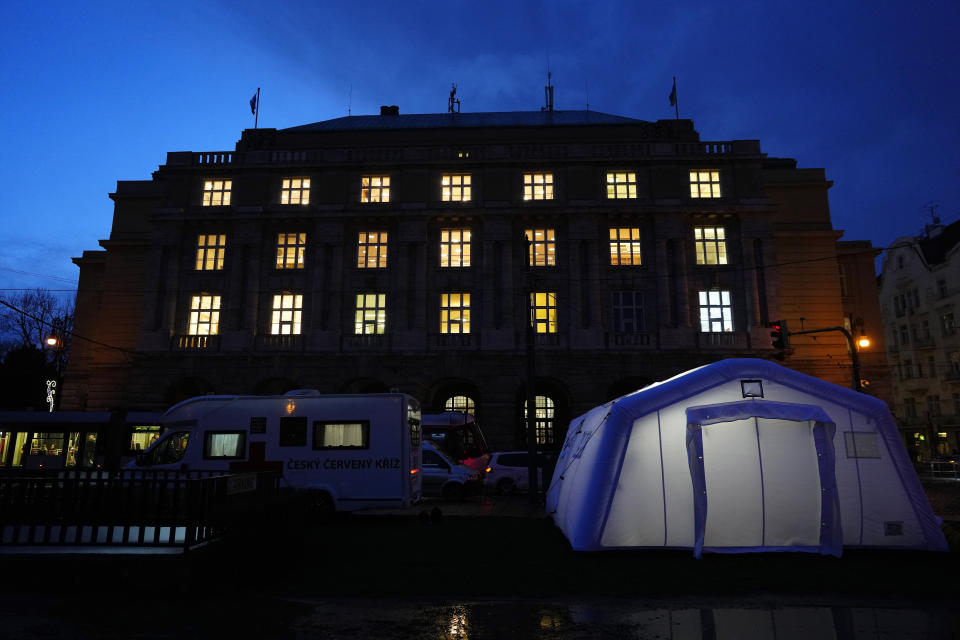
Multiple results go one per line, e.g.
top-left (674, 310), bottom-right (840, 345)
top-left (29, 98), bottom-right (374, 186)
top-left (348, 84), bottom-right (352, 117)
top-left (585, 79), bottom-right (589, 111)
top-left (543, 70), bottom-right (554, 112)
top-left (923, 201), bottom-right (941, 226)
top-left (448, 83), bottom-right (460, 113)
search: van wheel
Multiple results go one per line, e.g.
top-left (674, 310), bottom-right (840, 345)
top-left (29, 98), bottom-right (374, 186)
top-left (442, 482), bottom-right (464, 502)
top-left (496, 478), bottom-right (515, 496)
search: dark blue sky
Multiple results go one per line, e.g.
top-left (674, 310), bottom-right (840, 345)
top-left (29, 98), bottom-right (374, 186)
top-left (2, 0), bottom-right (957, 293)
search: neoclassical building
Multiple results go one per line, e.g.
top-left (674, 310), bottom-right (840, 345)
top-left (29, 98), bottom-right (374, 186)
top-left (63, 107), bottom-right (866, 450)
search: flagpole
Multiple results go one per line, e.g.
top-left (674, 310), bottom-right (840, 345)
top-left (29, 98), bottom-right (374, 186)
top-left (674, 77), bottom-right (679, 120)
top-left (255, 87), bottom-right (260, 129)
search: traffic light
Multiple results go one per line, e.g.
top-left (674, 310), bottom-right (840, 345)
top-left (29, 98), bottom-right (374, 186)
top-left (768, 320), bottom-right (788, 360)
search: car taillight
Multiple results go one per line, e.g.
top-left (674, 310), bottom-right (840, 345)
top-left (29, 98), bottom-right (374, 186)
top-left (485, 466), bottom-right (492, 473)
top-left (410, 468), bottom-right (419, 475)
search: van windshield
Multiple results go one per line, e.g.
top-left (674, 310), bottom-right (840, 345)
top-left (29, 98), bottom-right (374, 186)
top-left (146, 432), bottom-right (190, 465)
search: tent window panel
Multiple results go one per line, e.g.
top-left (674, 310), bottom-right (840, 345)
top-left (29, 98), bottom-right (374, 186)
top-left (701, 419), bottom-right (764, 548)
top-left (844, 432), bottom-right (881, 459)
top-left (756, 418), bottom-right (823, 548)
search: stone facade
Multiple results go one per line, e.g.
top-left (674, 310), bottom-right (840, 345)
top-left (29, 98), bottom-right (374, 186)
top-left (63, 109), bottom-right (861, 451)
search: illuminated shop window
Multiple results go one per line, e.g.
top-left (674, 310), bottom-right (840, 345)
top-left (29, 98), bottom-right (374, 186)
top-left (523, 173), bottom-right (554, 200)
top-left (525, 229), bottom-right (556, 267)
top-left (609, 228), bottom-right (641, 266)
top-left (690, 170), bottom-right (721, 198)
top-left (202, 180), bottom-right (231, 206)
top-left (441, 174), bottom-right (471, 202)
top-left (355, 293), bottom-right (386, 334)
top-left (606, 172), bottom-right (637, 199)
top-left (440, 293), bottom-right (471, 334)
top-left (275, 233), bottom-right (306, 269)
top-left (361, 176), bottom-right (390, 203)
top-left (189, 294), bottom-right (221, 335)
top-left (357, 231), bottom-right (388, 269)
top-left (530, 292), bottom-right (558, 334)
top-left (444, 395), bottom-right (476, 414)
top-left (699, 290), bottom-right (733, 332)
top-left (694, 227), bottom-right (728, 265)
top-left (440, 229), bottom-right (471, 267)
top-left (195, 234), bottom-right (225, 271)
top-left (280, 178), bottom-right (310, 205)
top-left (524, 395), bottom-right (556, 447)
top-left (271, 293), bottom-right (303, 335)
top-left (612, 291), bottom-right (645, 332)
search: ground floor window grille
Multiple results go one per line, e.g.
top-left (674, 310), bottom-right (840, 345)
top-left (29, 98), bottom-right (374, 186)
top-left (524, 395), bottom-right (556, 447)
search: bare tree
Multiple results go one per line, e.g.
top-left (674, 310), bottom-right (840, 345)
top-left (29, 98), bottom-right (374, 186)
top-left (0, 290), bottom-right (74, 365)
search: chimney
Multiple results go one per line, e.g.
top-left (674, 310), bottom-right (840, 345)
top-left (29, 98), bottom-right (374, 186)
top-left (379, 105), bottom-right (400, 116)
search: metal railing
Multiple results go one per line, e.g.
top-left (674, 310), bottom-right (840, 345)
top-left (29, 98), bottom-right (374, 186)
top-left (0, 469), bottom-right (279, 553)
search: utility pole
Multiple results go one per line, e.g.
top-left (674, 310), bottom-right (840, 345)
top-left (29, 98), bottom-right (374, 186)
top-left (523, 232), bottom-right (539, 499)
top-left (788, 326), bottom-right (864, 392)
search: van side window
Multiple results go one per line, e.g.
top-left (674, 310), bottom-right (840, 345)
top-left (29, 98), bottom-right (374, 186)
top-left (203, 431), bottom-right (245, 459)
top-left (313, 421), bottom-right (369, 450)
top-left (279, 417), bottom-right (307, 447)
top-left (151, 432), bottom-right (190, 464)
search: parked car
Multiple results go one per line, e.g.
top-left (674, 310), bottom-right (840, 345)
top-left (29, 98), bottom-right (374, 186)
top-left (484, 451), bottom-right (548, 495)
top-left (421, 440), bottom-right (481, 501)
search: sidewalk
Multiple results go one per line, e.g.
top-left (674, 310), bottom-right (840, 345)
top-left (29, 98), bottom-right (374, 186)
top-left (358, 494), bottom-right (547, 518)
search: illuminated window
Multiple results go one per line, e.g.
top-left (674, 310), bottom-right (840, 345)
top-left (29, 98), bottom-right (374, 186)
top-left (525, 229), bottom-right (556, 267)
top-left (612, 291), bottom-right (645, 332)
top-left (441, 174), bottom-right (471, 202)
top-left (440, 229), bottom-right (471, 267)
top-left (440, 293), bottom-right (471, 334)
top-left (524, 395), bottom-right (556, 447)
top-left (357, 232), bottom-right (388, 269)
top-left (606, 172), bottom-right (637, 199)
top-left (188, 295), bottom-right (221, 335)
top-left (444, 395), bottom-right (475, 414)
top-left (523, 173), bottom-right (554, 200)
top-left (275, 233), bottom-right (306, 269)
top-left (694, 227), bottom-right (728, 265)
top-left (270, 293), bottom-right (302, 335)
top-left (609, 228), bottom-right (641, 266)
top-left (195, 234), bottom-right (225, 271)
top-left (530, 292), bottom-right (557, 334)
top-left (280, 178), bottom-right (310, 205)
top-left (314, 422), bottom-right (369, 449)
top-left (699, 290), bottom-right (733, 332)
top-left (202, 180), bottom-right (231, 206)
top-left (355, 293), bottom-right (386, 334)
top-left (361, 176), bottom-right (390, 203)
top-left (690, 170), bottom-right (721, 198)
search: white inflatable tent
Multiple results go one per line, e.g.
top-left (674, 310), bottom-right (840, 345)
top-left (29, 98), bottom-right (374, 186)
top-left (546, 359), bottom-right (947, 556)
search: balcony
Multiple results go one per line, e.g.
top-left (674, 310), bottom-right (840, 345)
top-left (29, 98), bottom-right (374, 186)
top-left (342, 334), bottom-right (388, 350)
top-left (696, 331), bottom-right (749, 350)
top-left (256, 334), bottom-right (303, 351)
top-left (606, 332), bottom-right (653, 349)
top-left (433, 333), bottom-right (475, 349)
top-left (914, 336), bottom-right (937, 349)
top-left (172, 335), bottom-right (219, 351)
top-left (534, 333), bottom-right (562, 347)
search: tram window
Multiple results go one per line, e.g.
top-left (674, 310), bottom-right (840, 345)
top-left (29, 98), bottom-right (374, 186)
top-left (129, 425), bottom-right (162, 452)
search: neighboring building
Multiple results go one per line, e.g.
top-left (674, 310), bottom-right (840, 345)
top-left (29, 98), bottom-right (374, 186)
top-left (63, 107), bottom-right (861, 450)
top-left (879, 219), bottom-right (960, 460)
top-left (836, 240), bottom-right (893, 406)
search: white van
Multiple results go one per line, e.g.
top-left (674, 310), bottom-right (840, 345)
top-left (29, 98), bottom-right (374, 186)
top-left (133, 391), bottom-right (422, 514)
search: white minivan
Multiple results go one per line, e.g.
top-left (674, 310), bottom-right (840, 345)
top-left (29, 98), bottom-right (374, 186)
top-left (133, 391), bottom-right (422, 514)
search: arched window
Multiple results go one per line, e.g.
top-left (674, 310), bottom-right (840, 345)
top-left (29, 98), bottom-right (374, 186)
top-left (524, 395), bottom-right (556, 447)
top-left (444, 395), bottom-right (475, 415)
